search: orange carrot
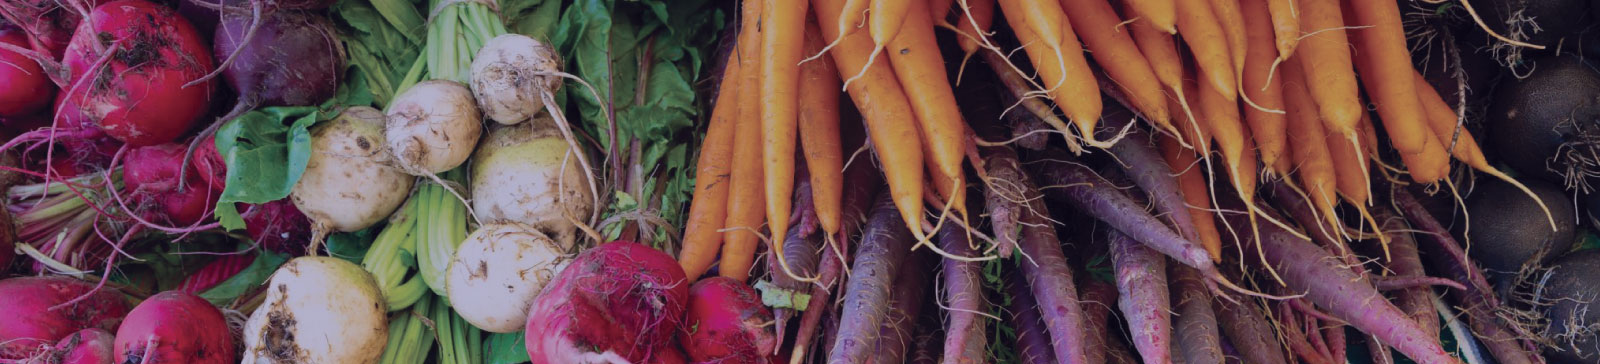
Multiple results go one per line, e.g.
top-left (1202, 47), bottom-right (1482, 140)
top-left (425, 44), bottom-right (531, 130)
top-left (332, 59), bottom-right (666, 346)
top-left (810, 0), bottom-right (868, 62)
top-left (799, 22), bottom-right (845, 237)
top-left (889, 0), bottom-right (967, 217)
top-left (1059, 0), bottom-right (1171, 131)
top-left (1176, 77), bottom-right (1213, 154)
top-left (953, 0), bottom-right (996, 66)
top-left (814, 0), bottom-right (930, 245)
top-left (1266, 0), bottom-right (1300, 60)
top-left (1176, 0), bottom-right (1238, 102)
top-left (1282, 57), bottom-right (1343, 234)
top-left (1126, 4), bottom-right (1193, 139)
top-left (679, 50), bottom-right (742, 280)
top-left (1342, 16), bottom-right (1450, 183)
top-left (721, 0), bottom-right (766, 282)
top-left (1347, 0), bottom-right (1430, 155)
top-left (996, 0), bottom-right (1103, 144)
top-left (1197, 67), bottom-right (1258, 202)
top-left (1207, 0), bottom-right (1248, 75)
top-left (1294, 0), bottom-right (1361, 137)
top-left (1326, 110), bottom-right (1370, 206)
top-left (760, 0), bottom-right (811, 280)
top-left (1124, 0), bottom-right (1176, 33)
top-left (841, 0), bottom-right (914, 86)
top-left (1159, 134), bottom-right (1224, 261)
top-left (1241, 0), bottom-right (1288, 172)
top-left (1416, 71), bottom-right (1556, 230)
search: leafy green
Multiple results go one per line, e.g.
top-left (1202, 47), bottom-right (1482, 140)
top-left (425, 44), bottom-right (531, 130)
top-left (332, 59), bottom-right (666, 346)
top-left (333, 0), bottom-right (424, 106)
top-left (546, 0), bottom-right (724, 247)
top-left (199, 249), bottom-right (289, 305)
top-left (327, 227), bottom-right (380, 265)
top-left (212, 69), bottom-right (374, 231)
top-left (754, 280), bottom-right (812, 310)
top-left (484, 332), bottom-right (532, 364)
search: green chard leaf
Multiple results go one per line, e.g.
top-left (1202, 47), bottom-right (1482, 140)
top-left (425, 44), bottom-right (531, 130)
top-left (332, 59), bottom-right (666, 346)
top-left (484, 332), bottom-right (532, 364)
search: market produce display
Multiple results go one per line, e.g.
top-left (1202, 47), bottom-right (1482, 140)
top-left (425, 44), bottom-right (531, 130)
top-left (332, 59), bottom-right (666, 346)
top-left (4, 0), bottom-right (1600, 363)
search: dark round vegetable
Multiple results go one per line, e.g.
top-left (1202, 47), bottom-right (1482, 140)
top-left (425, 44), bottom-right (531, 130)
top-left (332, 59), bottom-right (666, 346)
top-left (1534, 249), bottom-right (1600, 364)
top-left (1486, 56), bottom-right (1600, 186)
top-left (213, 10), bottom-right (344, 107)
top-left (1455, 176), bottom-right (1576, 280)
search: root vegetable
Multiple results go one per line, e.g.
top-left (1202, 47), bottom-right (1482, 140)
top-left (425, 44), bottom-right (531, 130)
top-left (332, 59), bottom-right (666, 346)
top-left (0, 24), bottom-right (51, 117)
top-left (0, 277), bottom-right (130, 360)
top-left (242, 256), bottom-right (388, 364)
top-left (385, 80), bottom-right (482, 175)
top-left (124, 143), bottom-right (223, 226)
top-left (60, 0), bottom-right (215, 147)
top-left (470, 118), bottom-right (594, 248)
top-left (680, 277), bottom-right (777, 363)
top-left (38, 328), bottom-right (115, 364)
top-left (291, 106), bottom-right (413, 238)
top-left (469, 34), bottom-right (562, 125)
top-left (213, 10), bottom-right (344, 108)
top-left (113, 291), bottom-right (234, 363)
top-left (446, 222), bottom-right (571, 333)
top-left (524, 241), bottom-right (690, 363)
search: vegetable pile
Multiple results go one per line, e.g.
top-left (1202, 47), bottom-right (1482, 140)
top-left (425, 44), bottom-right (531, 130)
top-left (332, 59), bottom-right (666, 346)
top-left (3, 0), bottom-right (1600, 363)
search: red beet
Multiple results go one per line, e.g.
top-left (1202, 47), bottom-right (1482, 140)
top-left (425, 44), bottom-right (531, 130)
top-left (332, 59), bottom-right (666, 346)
top-left (241, 199), bottom-right (311, 256)
top-left (680, 277), bottom-right (777, 363)
top-left (42, 328), bottom-right (116, 364)
top-left (212, 10), bottom-right (343, 108)
top-left (0, 276), bottom-right (130, 360)
top-left (123, 143), bottom-right (221, 226)
top-left (0, 0), bottom-right (98, 57)
top-left (113, 291), bottom-right (234, 364)
top-left (0, 24), bottom-right (52, 117)
top-left (59, 0), bottom-right (215, 147)
top-left (525, 241), bottom-right (691, 363)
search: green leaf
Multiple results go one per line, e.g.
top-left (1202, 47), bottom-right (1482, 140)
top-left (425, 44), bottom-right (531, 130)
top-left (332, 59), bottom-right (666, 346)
top-left (327, 228), bottom-right (380, 264)
top-left (199, 250), bottom-right (289, 305)
top-left (484, 332), bottom-right (532, 364)
top-left (212, 106), bottom-right (319, 231)
top-left (754, 280), bottom-right (812, 310)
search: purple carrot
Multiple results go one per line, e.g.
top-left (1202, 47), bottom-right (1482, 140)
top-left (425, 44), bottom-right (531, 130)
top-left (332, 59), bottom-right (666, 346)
top-left (770, 221), bottom-right (821, 345)
top-left (789, 156), bottom-right (881, 364)
top-left (1216, 294), bottom-right (1289, 364)
top-left (1080, 279), bottom-right (1117, 364)
top-left (870, 250), bottom-right (936, 364)
top-left (817, 304), bottom-right (840, 364)
top-left (827, 195), bottom-right (918, 364)
top-left (1223, 204), bottom-right (1463, 364)
top-left (1109, 228), bottom-right (1174, 364)
top-left (1372, 207), bottom-right (1441, 339)
top-left (1027, 150), bottom-right (1224, 291)
top-left (1325, 321), bottom-right (1346, 364)
top-left (1007, 271), bottom-right (1057, 364)
top-left (1172, 264), bottom-right (1225, 364)
top-left (1367, 334), bottom-right (1396, 364)
top-left (1393, 189), bottom-right (1543, 364)
top-left (980, 139), bottom-right (1030, 258)
top-left (1101, 105), bottom-right (1201, 246)
top-left (988, 145), bottom-right (1091, 364)
top-left (937, 223), bottom-right (990, 364)
top-left (1370, 276), bottom-right (1467, 291)
top-left (1276, 301), bottom-right (1337, 364)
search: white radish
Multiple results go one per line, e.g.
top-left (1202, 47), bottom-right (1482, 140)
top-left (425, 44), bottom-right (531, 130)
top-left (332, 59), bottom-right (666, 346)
top-left (242, 257), bottom-right (388, 364)
top-left (385, 80), bottom-right (483, 175)
top-left (291, 106), bottom-right (413, 241)
top-left (470, 116), bottom-right (595, 248)
top-left (470, 34), bottom-right (562, 125)
top-left (446, 222), bottom-right (571, 333)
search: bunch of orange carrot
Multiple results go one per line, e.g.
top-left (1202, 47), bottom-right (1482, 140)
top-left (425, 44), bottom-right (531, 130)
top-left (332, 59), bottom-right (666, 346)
top-left (679, 0), bottom-right (974, 281)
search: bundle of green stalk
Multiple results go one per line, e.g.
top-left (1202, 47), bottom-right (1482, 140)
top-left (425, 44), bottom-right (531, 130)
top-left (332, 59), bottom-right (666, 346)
top-left (361, 168), bottom-right (478, 364)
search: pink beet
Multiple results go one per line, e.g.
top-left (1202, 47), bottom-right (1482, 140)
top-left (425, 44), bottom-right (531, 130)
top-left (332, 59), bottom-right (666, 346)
top-left (123, 143), bottom-right (222, 226)
top-left (59, 0), bottom-right (215, 147)
top-left (41, 328), bottom-right (116, 364)
top-left (525, 241), bottom-right (690, 364)
top-left (113, 291), bottom-right (234, 363)
top-left (680, 277), bottom-right (776, 363)
top-left (0, 277), bottom-right (130, 359)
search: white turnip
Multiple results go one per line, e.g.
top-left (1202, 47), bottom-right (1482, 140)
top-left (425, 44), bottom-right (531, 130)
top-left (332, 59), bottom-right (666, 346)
top-left (242, 256), bottom-right (388, 364)
top-left (471, 118), bottom-right (594, 248)
top-left (385, 80), bottom-right (482, 175)
top-left (291, 106), bottom-right (413, 242)
top-left (470, 34), bottom-right (561, 125)
top-left (446, 222), bottom-right (570, 333)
